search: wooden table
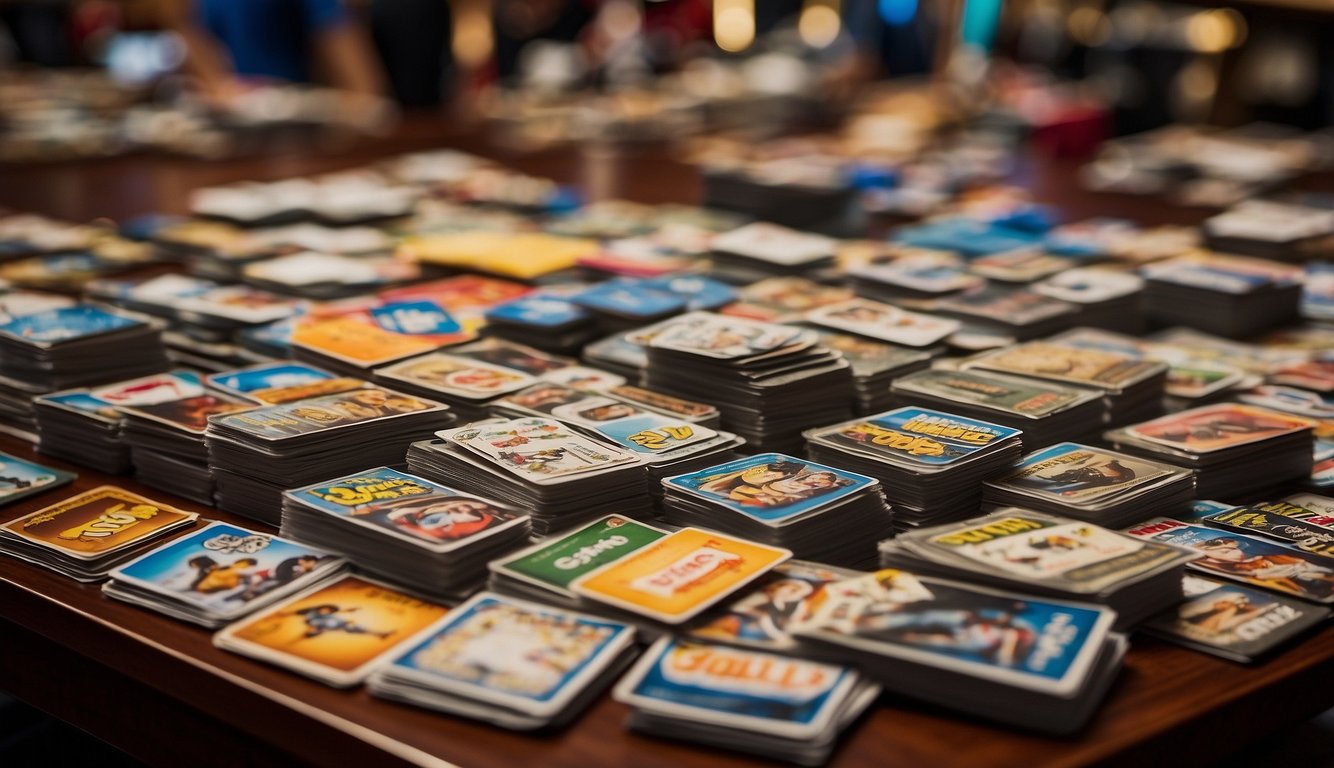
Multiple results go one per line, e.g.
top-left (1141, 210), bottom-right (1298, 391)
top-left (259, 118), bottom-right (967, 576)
top-left (1, 112), bottom-right (1332, 768)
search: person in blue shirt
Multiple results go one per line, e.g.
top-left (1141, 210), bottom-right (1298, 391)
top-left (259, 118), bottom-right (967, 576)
top-left (160, 0), bottom-right (384, 106)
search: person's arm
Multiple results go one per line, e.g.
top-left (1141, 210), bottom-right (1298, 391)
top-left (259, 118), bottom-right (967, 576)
top-left (313, 19), bottom-right (386, 97)
top-left (157, 0), bottom-right (241, 105)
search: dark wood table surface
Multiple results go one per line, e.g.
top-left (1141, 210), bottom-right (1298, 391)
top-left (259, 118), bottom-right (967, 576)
top-left (1, 112), bottom-right (1332, 768)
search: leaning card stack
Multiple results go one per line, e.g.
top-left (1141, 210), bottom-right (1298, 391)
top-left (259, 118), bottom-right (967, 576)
top-left (645, 312), bottom-right (853, 452)
top-left (661, 453), bottom-right (892, 567)
top-left (214, 574), bottom-right (451, 687)
top-left (788, 569), bottom-right (1125, 735)
top-left (880, 509), bottom-right (1198, 628)
top-left (805, 407), bottom-right (1023, 530)
top-left (614, 637), bottom-right (879, 766)
top-left (367, 592), bottom-right (636, 730)
top-left (982, 443), bottom-right (1195, 528)
top-left (205, 386), bottom-right (455, 523)
top-left (103, 521), bottom-right (345, 627)
top-left (374, 352), bottom-right (538, 420)
top-left (282, 467), bottom-right (531, 600)
top-left (0, 486), bottom-right (197, 581)
top-left (407, 417), bottom-right (653, 535)
top-left (890, 368), bottom-right (1105, 447)
top-left (963, 340), bottom-right (1167, 425)
top-left (1141, 252), bottom-right (1304, 338)
top-left (1105, 403), bottom-right (1314, 498)
top-left (119, 392), bottom-right (254, 504)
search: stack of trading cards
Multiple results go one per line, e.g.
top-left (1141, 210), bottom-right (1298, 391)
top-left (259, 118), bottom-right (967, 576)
top-left (0, 451), bottom-right (74, 507)
top-left (934, 287), bottom-right (1079, 341)
top-left (1105, 403), bottom-right (1314, 498)
top-left (614, 637), bottom-right (879, 766)
top-left (805, 407), bottom-right (1023, 530)
top-left (1141, 252), bottom-right (1304, 338)
top-left (1198, 499), bottom-right (1334, 557)
top-left (0, 304), bottom-right (169, 391)
top-left (890, 369), bottom-right (1105, 447)
top-left (119, 392), bottom-right (254, 504)
top-left (1203, 199), bottom-right (1334, 260)
top-left (483, 293), bottom-right (598, 353)
top-left (880, 509), bottom-right (1198, 628)
top-left (644, 312), bottom-right (853, 452)
top-left (281, 467), bottom-right (531, 600)
top-left (0, 486), bottom-right (197, 581)
top-left (660, 453), bottom-right (891, 567)
top-left (214, 574), bottom-right (451, 688)
top-left (367, 592), bottom-right (636, 730)
top-left (373, 352), bottom-right (538, 420)
top-left (982, 443), bottom-right (1195, 528)
top-left (487, 515), bottom-right (668, 609)
top-left (803, 298), bottom-right (959, 349)
top-left (102, 521), bottom-right (346, 627)
top-left (34, 370), bottom-right (204, 472)
top-left (1032, 268), bottom-right (1146, 334)
top-left (846, 249), bottom-right (983, 303)
top-left (406, 417), bottom-right (653, 535)
top-left (205, 386), bottom-right (455, 523)
top-left (1126, 517), bottom-right (1334, 606)
top-left (708, 223), bottom-right (837, 282)
top-left (788, 569), bottom-right (1125, 735)
top-left (1139, 574), bottom-right (1330, 663)
top-left (491, 381), bottom-right (742, 503)
top-left (962, 340), bottom-right (1168, 425)
top-left (815, 331), bottom-right (933, 415)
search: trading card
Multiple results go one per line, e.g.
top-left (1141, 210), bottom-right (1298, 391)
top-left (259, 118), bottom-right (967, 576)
top-left (90, 371), bottom-right (204, 407)
top-left (0, 452), bottom-right (74, 507)
top-left (377, 353), bottom-right (536, 399)
top-left (608, 385), bottom-right (717, 420)
top-left (664, 454), bottom-right (875, 525)
top-left (3, 486), bottom-right (196, 559)
top-left (968, 342), bottom-right (1163, 389)
top-left (687, 561), bottom-right (858, 650)
top-left (595, 415), bottom-right (718, 456)
top-left (639, 275), bottom-right (736, 311)
top-left (0, 305), bottom-right (144, 347)
top-left (1281, 494), bottom-right (1334, 526)
top-left (894, 370), bottom-right (1095, 418)
top-left (174, 286), bottom-right (300, 325)
top-left (848, 252), bottom-right (982, 294)
top-left (207, 363), bottom-right (335, 402)
top-left (445, 417), bottom-right (640, 483)
top-left (1142, 253), bottom-right (1303, 293)
top-left (1124, 404), bottom-right (1312, 454)
top-left (1162, 364), bottom-right (1245, 399)
top-left (1269, 360), bottom-right (1334, 393)
top-left (367, 300), bottom-right (472, 345)
top-left (498, 383), bottom-right (588, 416)
top-left (215, 574), bottom-right (451, 687)
top-left (614, 637), bottom-right (858, 739)
top-left (993, 443), bottom-right (1176, 505)
top-left (292, 316), bottom-right (438, 367)
top-left (247, 377), bottom-right (367, 405)
top-left (452, 338), bottom-right (572, 375)
top-left (571, 527), bottom-right (790, 624)
top-left (712, 223), bottom-right (835, 266)
top-left (721, 278), bottom-right (853, 323)
top-left (1204, 505), bottom-right (1334, 556)
top-left (1142, 574), bottom-right (1330, 661)
top-left (539, 366), bottom-right (627, 393)
top-left (572, 281), bottom-right (686, 318)
top-left (808, 408), bottom-right (1020, 468)
top-left (287, 467), bottom-right (528, 553)
top-left (0, 290), bottom-right (75, 323)
top-left (382, 592), bottom-right (634, 717)
top-left (1236, 386), bottom-right (1334, 420)
top-left (815, 332), bottom-right (931, 377)
top-left (490, 515), bottom-right (667, 598)
top-left (937, 288), bottom-right (1076, 326)
top-left (1034, 268), bottom-right (1144, 304)
top-left (805, 299), bottom-right (959, 347)
top-left (969, 249), bottom-right (1073, 282)
top-left (122, 394), bottom-right (253, 434)
top-left (486, 295), bottom-right (590, 328)
top-left (210, 387), bottom-right (443, 441)
top-left (649, 314), bottom-right (810, 360)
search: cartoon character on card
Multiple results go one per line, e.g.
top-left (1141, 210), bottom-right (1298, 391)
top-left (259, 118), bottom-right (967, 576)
top-left (291, 604), bottom-right (395, 641)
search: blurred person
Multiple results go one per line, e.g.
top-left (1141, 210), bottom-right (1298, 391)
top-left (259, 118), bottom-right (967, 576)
top-left (369, 0), bottom-right (452, 107)
top-left (493, 0), bottom-right (595, 84)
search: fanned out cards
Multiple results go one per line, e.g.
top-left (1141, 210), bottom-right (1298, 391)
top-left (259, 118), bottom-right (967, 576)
top-left (881, 509), bottom-right (1198, 628)
top-left (889, 368), bottom-right (1105, 448)
top-left (367, 592), bottom-right (636, 730)
top-left (0, 486), bottom-right (196, 581)
top-left (614, 637), bottom-right (879, 766)
top-left (205, 386), bottom-right (455, 524)
top-left (281, 467), bottom-right (531, 600)
top-left (1105, 403), bottom-right (1314, 498)
top-left (103, 521), bottom-right (345, 627)
top-left (787, 569), bottom-right (1125, 735)
top-left (805, 407), bottom-right (1023, 530)
top-left (406, 417), bottom-right (653, 536)
top-left (1125, 517), bottom-right (1334, 605)
top-left (982, 442), bottom-right (1195, 529)
top-left (214, 574), bottom-right (451, 687)
top-left (661, 453), bottom-right (890, 567)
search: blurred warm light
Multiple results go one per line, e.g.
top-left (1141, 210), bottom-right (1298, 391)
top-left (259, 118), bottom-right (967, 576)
top-left (453, 0), bottom-right (494, 68)
top-left (799, 2), bottom-right (842, 49)
top-left (1068, 4), bottom-right (1112, 48)
top-left (714, 0), bottom-right (756, 53)
top-left (1185, 9), bottom-right (1245, 53)
top-left (1173, 58), bottom-right (1218, 118)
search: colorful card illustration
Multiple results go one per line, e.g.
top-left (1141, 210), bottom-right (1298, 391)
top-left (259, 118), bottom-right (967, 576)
top-left (789, 570), bottom-right (1112, 695)
top-left (490, 515), bottom-right (668, 597)
top-left (1126, 518), bottom-right (1334, 604)
top-left (121, 394), bottom-right (254, 434)
top-left (210, 387), bottom-right (443, 441)
top-left (0, 305), bottom-right (143, 347)
top-left (380, 275), bottom-right (531, 313)
top-left (90, 371), bottom-right (204, 407)
top-left (712, 223), bottom-right (835, 266)
top-left (383, 593), bottom-right (634, 717)
top-left (805, 299), bottom-right (959, 347)
top-left (446, 417), bottom-right (640, 484)
top-left (665, 454), bottom-right (875, 525)
top-left (0, 452), bottom-right (75, 507)
top-left (571, 527), bottom-right (791, 624)
top-left (36, 391), bottom-right (122, 423)
top-left (1281, 494), bottom-right (1334, 528)
top-left (608, 385), bottom-right (717, 421)
top-left (1124, 404), bottom-right (1313, 454)
top-left (1142, 253), bottom-right (1303, 293)
top-left (968, 342), bottom-right (1163, 390)
top-left (486, 295), bottom-right (590, 328)
top-left (207, 363), bottom-right (335, 402)
top-left (2, 486), bottom-right (196, 559)
top-left (377, 353), bottom-right (536, 399)
top-left (993, 443), bottom-right (1177, 505)
top-left (722, 278), bottom-right (854, 323)
top-left (894, 370), bottom-right (1095, 418)
top-left (1204, 504), bottom-right (1334, 557)
top-left (287, 467), bottom-right (528, 552)
top-left (538, 366), bottom-right (627, 393)
top-left (808, 408), bottom-right (1019, 469)
top-left (292, 316), bottom-right (438, 366)
top-left (649, 314), bottom-right (810, 360)
top-left (936, 287), bottom-right (1076, 326)
top-left (593, 414), bottom-right (717, 455)
top-left (572, 281), bottom-right (686, 318)
top-left (214, 574), bottom-right (451, 686)
top-left (614, 637), bottom-right (857, 739)
top-left (687, 561), bottom-right (857, 650)
top-left (452, 338), bottom-right (571, 375)
top-left (109, 522), bottom-right (343, 615)
top-left (369, 300), bottom-right (467, 343)
top-left (639, 275), bottom-right (736, 311)
top-left (246, 377), bottom-right (367, 405)
top-left (849, 255), bottom-right (982, 294)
